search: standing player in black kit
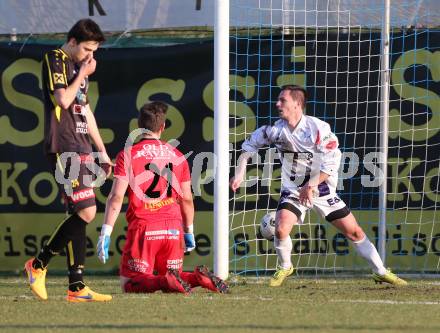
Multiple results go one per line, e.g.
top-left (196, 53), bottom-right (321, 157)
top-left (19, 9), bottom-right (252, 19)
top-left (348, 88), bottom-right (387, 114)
top-left (24, 19), bottom-right (113, 302)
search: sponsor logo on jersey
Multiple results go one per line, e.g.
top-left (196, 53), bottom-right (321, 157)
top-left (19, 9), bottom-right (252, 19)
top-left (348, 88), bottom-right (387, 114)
top-left (70, 188), bottom-right (95, 203)
top-left (295, 152), bottom-right (313, 160)
top-left (321, 133), bottom-right (333, 142)
top-left (144, 228), bottom-right (180, 241)
top-left (281, 151), bottom-right (313, 161)
top-left (325, 141), bottom-right (337, 150)
top-left (300, 129), bottom-right (312, 141)
top-left (71, 179), bottom-right (80, 188)
top-left (53, 73), bottom-right (65, 84)
top-left (134, 144), bottom-right (177, 160)
top-left (144, 198), bottom-right (175, 211)
top-left (73, 104), bottom-right (85, 115)
top-left (76, 121), bottom-right (88, 134)
top-left (144, 229), bottom-right (181, 236)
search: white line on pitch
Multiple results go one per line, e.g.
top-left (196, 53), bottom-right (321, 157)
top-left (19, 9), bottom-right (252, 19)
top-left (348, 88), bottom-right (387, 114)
top-left (0, 294), bottom-right (151, 300)
top-left (203, 296), bottom-right (274, 301)
top-left (0, 279), bottom-right (119, 285)
top-left (331, 299), bottom-right (440, 305)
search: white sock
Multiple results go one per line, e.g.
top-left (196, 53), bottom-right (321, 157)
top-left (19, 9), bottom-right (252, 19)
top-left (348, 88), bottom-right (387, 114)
top-left (274, 236), bottom-right (293, 269)
top-left (353, 236), bottom-right (387, 275)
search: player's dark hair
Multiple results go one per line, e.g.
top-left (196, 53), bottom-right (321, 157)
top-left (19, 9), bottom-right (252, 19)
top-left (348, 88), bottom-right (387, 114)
top-left (138, 101), bottom-right (168, 132)
top-left (281, 85), bottom-right (307, 109)
top-left (67, 19), bottom-right (105, 44)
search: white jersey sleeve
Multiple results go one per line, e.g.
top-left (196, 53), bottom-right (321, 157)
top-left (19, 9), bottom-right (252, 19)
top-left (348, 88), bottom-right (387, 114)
top-left (315, 121), bottom-right (341, 177)
top-left (242, 125), bottom-right (278, 153)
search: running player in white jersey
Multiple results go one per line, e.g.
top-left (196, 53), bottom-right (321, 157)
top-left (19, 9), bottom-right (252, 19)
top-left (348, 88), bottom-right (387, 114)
top-left (230, 85), bottom-right (407, 287)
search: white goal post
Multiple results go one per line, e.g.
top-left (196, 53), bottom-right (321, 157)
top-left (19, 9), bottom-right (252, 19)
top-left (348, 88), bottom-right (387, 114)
top-left (214, 0), bottom-right (230, 280)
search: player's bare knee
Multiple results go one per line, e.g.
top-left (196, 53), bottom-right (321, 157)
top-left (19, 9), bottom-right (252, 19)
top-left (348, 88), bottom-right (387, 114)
top-left (275, 229), bottom-right (285, 239)
top-left (353, 227), bottom-right (366, 242)
top-left (345, 227), bottom-right (365, 242)
top-left (275, 221), bottom-right (293, 239)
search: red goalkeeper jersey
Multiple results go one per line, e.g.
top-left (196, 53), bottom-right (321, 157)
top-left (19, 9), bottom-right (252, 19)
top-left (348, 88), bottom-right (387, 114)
top-left (114, 138), bottom-right (191, 224)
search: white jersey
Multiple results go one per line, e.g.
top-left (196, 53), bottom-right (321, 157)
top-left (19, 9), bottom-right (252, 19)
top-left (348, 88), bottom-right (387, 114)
top-left (242, 115), bottom-right (341, 193)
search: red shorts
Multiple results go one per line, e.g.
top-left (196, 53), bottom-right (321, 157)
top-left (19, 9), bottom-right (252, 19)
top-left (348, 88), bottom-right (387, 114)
top-left (120, 219), bottom-right (185, 278)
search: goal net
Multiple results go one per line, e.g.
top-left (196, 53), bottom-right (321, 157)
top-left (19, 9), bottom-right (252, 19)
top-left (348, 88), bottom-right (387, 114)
top-left (229, 0), bottom-right (440, 276)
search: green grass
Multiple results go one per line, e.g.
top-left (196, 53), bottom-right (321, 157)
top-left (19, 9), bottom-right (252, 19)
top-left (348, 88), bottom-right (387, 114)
top-left (1, 275), bottom-right (440, 333)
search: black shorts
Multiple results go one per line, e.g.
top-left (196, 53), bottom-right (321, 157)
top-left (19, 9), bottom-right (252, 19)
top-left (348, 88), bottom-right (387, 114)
top-left (48, 153), bottom-right (96, 214)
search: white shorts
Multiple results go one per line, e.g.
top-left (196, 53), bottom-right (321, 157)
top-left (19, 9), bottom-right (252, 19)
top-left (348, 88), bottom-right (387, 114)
top-left (277, 182), bottom-right (350, 223)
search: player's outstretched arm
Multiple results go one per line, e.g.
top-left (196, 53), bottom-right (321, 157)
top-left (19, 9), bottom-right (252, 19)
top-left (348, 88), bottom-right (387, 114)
top-left (230, 151), bottom-right (254, 192)
top-left (231, 125), bottom-right (274, 192)
top-left (97, 177), bottom-right (128, 264)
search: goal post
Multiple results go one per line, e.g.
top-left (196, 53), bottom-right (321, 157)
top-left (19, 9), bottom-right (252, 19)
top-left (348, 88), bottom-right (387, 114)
top-left (378, 0), bottom-right (391, 263)
top-left (213, 0), bottom-right (230, 280)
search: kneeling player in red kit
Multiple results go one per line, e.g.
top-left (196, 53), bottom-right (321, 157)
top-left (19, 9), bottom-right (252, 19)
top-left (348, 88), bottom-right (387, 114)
top-left (97, 101), bottom-right (228, 294)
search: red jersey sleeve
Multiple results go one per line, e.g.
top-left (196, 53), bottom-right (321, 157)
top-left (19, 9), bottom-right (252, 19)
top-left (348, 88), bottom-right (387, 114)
top-left (180, 158), bottom-right (191, 183)
top-left (114, 150), bottom-right (129, 182)
top-left (169, 147), bottom-right (191, 199)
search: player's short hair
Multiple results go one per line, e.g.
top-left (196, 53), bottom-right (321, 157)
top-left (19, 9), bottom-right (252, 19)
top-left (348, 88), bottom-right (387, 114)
top-left (281, 85), bottom-right (307, 109)
top-left (67, 19), bottom-right (105, 44)
top-left (138, 101), bottom-right (168, 132)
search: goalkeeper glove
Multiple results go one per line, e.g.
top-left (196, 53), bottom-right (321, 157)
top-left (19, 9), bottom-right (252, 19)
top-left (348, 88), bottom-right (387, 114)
top-left (184, 224), bottom-right (196, 253)
top-left (97, 224), bottom-right (113, 264)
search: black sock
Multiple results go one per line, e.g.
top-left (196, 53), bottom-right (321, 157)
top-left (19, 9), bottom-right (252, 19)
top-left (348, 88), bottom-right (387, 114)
top-left (33, 215), bottom-right (72, 269)
top-left (33, 213), bottom-right (88, 270)
top-left (32, 250), bottom-right (57, 270)
top-left (68, 268), bottom-right (86, 292)
top-left (66, 216), bottom-right (88, 291)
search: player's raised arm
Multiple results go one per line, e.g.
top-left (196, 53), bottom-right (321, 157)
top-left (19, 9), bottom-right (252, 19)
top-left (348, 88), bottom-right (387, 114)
top-left (230, 125), bottom-right (274, 192)
top-left (53, 55), bottom-right (95, 109)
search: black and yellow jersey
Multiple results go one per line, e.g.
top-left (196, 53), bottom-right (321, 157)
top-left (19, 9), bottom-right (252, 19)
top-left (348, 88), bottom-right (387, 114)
top-left (42, 48), bottom-right (92, 155)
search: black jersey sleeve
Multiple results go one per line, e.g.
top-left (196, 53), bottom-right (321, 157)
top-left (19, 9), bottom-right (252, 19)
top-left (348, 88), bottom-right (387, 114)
top-left (44, 50), bottom-right (68, 92)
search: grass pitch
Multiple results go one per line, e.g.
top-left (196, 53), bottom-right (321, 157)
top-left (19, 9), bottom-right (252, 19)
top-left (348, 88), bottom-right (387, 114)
top-left (1, 275), bottom-right (440, 333)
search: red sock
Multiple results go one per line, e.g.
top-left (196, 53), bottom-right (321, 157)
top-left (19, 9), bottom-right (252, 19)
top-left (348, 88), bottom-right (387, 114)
top-left (180, 271), bottom-right (200, 287)
top-left (123, 274), bottom-right (168, 293)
